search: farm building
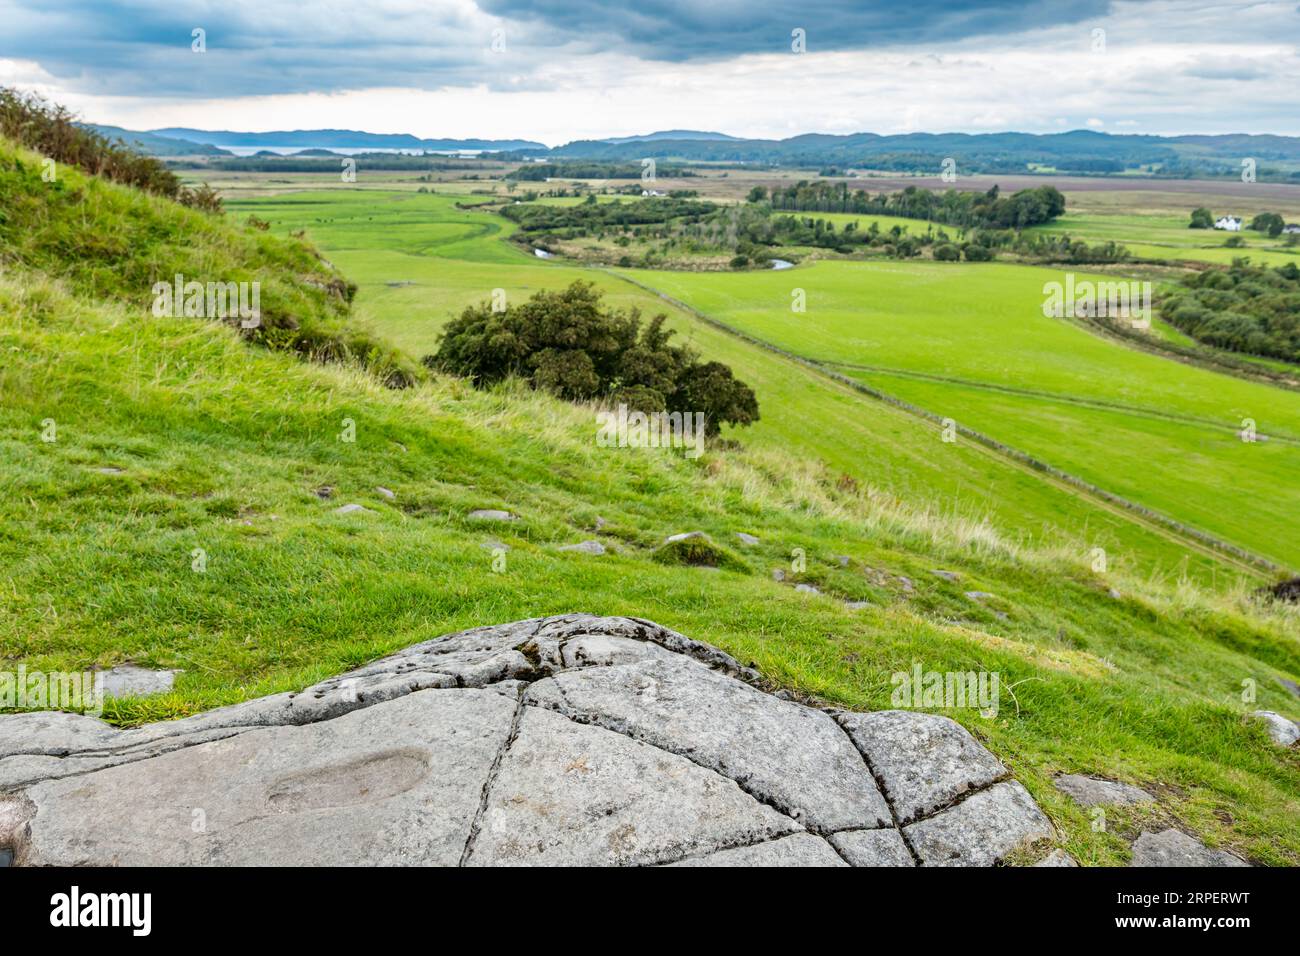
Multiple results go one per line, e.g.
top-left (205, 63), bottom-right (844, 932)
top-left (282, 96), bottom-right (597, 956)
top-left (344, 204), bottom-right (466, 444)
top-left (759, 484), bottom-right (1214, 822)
top-left (1214, 216), bottom-right (1243, 231)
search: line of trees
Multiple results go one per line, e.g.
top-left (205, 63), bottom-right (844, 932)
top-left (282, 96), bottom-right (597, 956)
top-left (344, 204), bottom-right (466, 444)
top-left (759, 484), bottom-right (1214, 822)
top-left (749, 182), bottom-right (1066, 229)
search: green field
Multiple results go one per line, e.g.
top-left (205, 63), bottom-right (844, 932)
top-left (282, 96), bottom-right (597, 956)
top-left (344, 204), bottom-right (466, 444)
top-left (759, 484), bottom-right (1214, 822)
top-left (228, 188), bottom-right (1279, 585)
top-left (1033, 211), bottom-right (1300, 266)
top-left (633, 259), bottom-right (1300, 570)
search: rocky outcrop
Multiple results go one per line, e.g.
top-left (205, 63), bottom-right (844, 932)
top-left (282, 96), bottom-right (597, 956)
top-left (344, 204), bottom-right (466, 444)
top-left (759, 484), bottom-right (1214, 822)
top-left (0, 615), bottom-right (1057, 867)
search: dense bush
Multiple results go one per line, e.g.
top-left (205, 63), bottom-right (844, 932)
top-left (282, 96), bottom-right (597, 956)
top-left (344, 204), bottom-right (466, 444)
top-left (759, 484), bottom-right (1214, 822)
top-left (425, 281), bottom-right (759, 435)
top-left (1161, 262), bottom-right (1300, 363)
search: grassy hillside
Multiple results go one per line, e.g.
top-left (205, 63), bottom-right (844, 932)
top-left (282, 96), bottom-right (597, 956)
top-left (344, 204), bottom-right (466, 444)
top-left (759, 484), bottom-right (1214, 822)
top-left (227, 189), bottom-right (1264, 588)
top-left (4, 147), bottom-right (1298, 865)
top-left (0, 138), bottom-right (418, 385)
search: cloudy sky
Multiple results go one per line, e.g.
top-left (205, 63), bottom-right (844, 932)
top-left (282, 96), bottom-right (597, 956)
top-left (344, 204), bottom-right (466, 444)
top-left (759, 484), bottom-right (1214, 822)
top-left (1, 0), bottom-right (1297, 143)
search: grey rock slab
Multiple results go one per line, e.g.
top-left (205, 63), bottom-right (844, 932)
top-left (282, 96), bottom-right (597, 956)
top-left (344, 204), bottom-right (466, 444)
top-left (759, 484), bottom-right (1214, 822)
top-left (1034, 848), bottom-right (1080, 867)
top-left (794, 583), bottom-right (821, 595)
top-left (1276, 676), bottom-right (1300, 699)
top-left (467, 509), bottom-right (515, 521)
top-left (333, 503), bottom-right (374, 515)
top-left (12, 690), bottom-right (516, 866)
top-left (835, 710), bottom-right (1007, 824)
top-left (467, 705), bottom-right (796, 866)
top-left (904, 781), bottom-right (1055, 867)
top-left (525, 656), bottom-right (890, 833)
top-left (375, 486), bottom-right (396, 500)
top-left (734, 532), bottom-right (760, 546)
top-left (932, 569), bottom-right (960, 581)
top-left (1054, 773), bottom-right (1154, 807)
top-left (98, 664), bottom-right (179, 698)
top-left (772, 568), bottom-right (786, 581)
top-left (845, 601), bottom-right (872, 610)
top-left (964, 591), bottom-right (994, 601)
top-left (665, 530), bottom-right (708, 543)
top-left (829, 828), bottom-right (915, 867)
top-left (671, 833), bottom-right (845, 867)
top-left (1129, 829), bottom-right (1249, 868)
top-left (1247, 710), bottom-right (1299, 746)
top-left (0, 710), bottom-right (119, 759)
top-left (559, 540), bottom-right (606, 555)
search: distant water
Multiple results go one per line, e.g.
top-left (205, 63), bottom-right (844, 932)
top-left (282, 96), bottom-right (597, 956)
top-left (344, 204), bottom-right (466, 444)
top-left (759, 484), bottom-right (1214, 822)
top-left (221, 146), bottom-right (490, 157)
top-left (533, 248), bottom-right (554, 259)
top-left (770, 259), bottom-right (794, 270)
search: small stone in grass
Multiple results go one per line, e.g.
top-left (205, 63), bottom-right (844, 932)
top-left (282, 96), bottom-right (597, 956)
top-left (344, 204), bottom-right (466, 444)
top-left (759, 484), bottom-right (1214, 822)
top-left (468, 509), bottom-right (516, 522)
top-left (375, 486), bottom-right (396, 500)
top-left (794, 583), bottom-right (820, 596)
top-left (560, 540), bottom-right (606, 555)
top-left (334, 503), bottom-right (374, 516)
top-left (735, 532), bottom-right (760, 546)
top-left (1247, 710), bottom-right (1299, 747)
top-left (932, 569), bottom-right (960, 581)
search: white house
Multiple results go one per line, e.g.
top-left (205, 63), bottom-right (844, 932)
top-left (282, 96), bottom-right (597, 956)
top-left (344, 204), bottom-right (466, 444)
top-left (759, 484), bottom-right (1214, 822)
top-left (1283, 223), bottom-right (1300, 235)
top-left (641, 189), bottom-right (665, 197)
top-left (1214, 215), bottom-right (1243, 231)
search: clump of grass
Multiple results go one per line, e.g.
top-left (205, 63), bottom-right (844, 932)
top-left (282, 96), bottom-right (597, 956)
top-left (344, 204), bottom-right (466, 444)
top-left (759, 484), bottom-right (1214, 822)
top-left (652, 535), bottom-right (750, 573)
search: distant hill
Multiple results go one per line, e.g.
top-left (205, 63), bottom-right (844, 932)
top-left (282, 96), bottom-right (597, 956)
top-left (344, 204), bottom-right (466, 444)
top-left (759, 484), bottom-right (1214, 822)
top-left (601, 130), bottom-right (742, 144)
top-left (151, 127), bottom-right (546, 152)
top-left (548, 129), bottom-right (1300, 178)
top-left (80, 124), bottom-right (230, 156)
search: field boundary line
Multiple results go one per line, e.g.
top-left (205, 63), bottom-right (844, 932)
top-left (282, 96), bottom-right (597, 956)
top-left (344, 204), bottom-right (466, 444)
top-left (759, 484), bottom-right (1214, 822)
top-left (604, 268), bottom-right (1284, 578)
top-left (1060, 310), bottom-right (1300, 393)
top-left (817, 360), bottom-right (1300, 446)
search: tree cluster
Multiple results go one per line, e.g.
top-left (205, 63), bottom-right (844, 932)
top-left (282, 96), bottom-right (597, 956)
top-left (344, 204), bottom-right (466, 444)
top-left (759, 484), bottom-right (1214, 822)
top-left (424, 281), bottom-right (759, 436)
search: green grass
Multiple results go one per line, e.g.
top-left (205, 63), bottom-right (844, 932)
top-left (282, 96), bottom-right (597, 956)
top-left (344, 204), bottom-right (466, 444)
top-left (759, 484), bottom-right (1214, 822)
top-left (3, 267), bottom-right (1298, 865)
top-left (632, 259), bottom-right (1300, 569)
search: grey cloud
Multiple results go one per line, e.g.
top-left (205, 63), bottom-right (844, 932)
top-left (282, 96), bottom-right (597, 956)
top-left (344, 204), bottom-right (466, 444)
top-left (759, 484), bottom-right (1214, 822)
top-left (0, 0), bottom-right (1112, 98)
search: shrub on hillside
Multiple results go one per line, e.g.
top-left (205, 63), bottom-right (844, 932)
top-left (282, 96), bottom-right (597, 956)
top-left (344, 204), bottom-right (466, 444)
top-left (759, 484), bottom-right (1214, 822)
top-left (425, 281), bottom-right (759, 436)
top-left (0, 87), bottom-right (221, 213)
